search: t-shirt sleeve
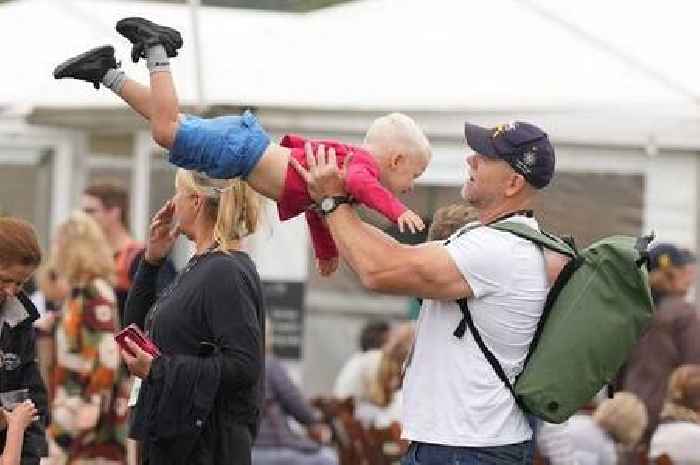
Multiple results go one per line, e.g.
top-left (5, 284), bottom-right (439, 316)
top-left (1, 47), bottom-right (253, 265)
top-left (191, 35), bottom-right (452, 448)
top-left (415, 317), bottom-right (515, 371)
top-left (445, 227), bottom-right (508, 298)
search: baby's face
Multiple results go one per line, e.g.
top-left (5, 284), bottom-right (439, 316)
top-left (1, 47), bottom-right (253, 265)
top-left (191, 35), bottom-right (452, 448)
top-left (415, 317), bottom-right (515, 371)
top-left (382, 154), bottom-right (429, 195)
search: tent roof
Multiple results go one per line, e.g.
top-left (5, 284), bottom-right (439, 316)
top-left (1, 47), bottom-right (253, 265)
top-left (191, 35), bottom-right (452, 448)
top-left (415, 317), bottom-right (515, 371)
top-left (3, 0), bottom-right (700, 112)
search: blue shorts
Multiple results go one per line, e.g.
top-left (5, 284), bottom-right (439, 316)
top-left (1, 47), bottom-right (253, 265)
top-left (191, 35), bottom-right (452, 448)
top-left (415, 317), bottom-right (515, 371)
top-left (168, 110), bottom-right (271, 179)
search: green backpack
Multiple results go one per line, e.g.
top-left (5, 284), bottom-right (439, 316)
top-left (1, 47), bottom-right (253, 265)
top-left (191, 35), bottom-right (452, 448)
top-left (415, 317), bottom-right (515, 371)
top-left (453, 222), bottom-right (655, 424)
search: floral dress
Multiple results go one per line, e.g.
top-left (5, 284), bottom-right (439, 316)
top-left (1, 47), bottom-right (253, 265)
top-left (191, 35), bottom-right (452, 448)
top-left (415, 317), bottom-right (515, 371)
top-left (50, 278), bottom-right (127, 464)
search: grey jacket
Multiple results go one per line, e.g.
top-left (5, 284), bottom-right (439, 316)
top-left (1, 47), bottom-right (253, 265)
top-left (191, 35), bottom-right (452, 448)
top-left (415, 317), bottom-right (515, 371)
top-left (255, 355), bottom-right (321, 451)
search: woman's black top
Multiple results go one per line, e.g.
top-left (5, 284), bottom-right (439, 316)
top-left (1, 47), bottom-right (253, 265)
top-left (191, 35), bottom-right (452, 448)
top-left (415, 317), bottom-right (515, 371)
top-left (124, 250), bottom-right (266, 465)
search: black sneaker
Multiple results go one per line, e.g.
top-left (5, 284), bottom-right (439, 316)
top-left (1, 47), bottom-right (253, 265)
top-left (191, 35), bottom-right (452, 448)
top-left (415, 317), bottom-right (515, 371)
top-left (116, 17), bottom-right (183, 63)
top-left (53, 45), bottom-right (118, 90)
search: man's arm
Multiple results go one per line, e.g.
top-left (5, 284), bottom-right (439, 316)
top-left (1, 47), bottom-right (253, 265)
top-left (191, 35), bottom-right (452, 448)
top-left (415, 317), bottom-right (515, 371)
top-left (324, 204), bottom-right (472, 300)
top-left (290, 143), bottom-right (472, 300)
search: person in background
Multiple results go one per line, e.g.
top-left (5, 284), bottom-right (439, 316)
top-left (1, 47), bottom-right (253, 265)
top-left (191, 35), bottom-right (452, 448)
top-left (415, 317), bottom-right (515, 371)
top-left (649, 365), bottom-right (700, 465)
top-left (81, 183), bottom-right (176, 323)
top-left (253, 320), bottom-right (336, 465)
top-left (30, 264), bottom-right (69, 393)
top-left (50, 211), bottom-right (127, 464)
top-left (622, 242), bottom-right (700, 446)
top-left (567, 392), bottom-right (647, 465)
top-left (426, 203), bottom-right (478, 242)
top-left (81, 183), bottom-right (143, 317)
top-left (82, 183), bottom-right (176, 465)
top-left (360, 322), bottom-right (415, 428)
top-left (333, 320), bottom-right (389, 400)
top-left (680, 248), bottom-right (696, 303)
top-left (0, 217), bottom-right (49, 465)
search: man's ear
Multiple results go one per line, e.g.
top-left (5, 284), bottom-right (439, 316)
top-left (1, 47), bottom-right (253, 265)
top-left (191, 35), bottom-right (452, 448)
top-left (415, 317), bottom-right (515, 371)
top-left (504, 173), bottom-right (527, 197)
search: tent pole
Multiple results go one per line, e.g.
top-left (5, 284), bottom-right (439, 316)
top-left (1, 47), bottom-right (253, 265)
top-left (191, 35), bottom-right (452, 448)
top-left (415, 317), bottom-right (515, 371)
top-left (189, 0), bottom-right (206, 112)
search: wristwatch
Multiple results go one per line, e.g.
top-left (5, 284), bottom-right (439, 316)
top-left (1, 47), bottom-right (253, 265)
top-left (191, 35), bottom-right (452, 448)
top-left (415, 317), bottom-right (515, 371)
top-left (317, 195), bottom-right (352, 216)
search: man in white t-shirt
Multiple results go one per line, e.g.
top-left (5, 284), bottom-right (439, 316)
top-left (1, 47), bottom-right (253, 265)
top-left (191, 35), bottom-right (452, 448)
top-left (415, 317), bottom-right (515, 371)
top-left (292, 120), bottom-right (558, 465)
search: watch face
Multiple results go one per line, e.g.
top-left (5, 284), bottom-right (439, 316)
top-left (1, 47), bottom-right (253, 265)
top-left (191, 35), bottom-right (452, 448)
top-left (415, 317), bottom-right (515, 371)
top-left (321, 197), bottom-right (335, 212)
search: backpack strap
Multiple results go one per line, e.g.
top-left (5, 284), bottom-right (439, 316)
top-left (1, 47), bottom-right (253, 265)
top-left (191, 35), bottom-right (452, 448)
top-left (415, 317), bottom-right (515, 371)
top-left (491, 222), bottom-right (576, 258)
top-left (455, 298), bottom-right (524, 410)
top-left (450, 220), bottom-right (577, 411)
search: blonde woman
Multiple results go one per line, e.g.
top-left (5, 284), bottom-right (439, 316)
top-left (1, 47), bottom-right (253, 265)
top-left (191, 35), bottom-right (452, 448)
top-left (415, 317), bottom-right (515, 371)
top-left (121, 170), bottom-right (265, 465)
top-left (51, 211), bottom-right (126, 464)
top-left (650, 365), bottom-right (700, 465)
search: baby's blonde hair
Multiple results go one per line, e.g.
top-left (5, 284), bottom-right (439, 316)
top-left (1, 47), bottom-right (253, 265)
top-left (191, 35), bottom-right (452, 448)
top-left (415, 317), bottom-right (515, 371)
top-left (364, 113), bottom-right (431, 164)
top-left (175, 169), bottom-right (261, 252)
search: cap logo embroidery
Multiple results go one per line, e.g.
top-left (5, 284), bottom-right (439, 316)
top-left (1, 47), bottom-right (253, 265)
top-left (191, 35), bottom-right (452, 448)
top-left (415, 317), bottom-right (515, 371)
top-left (659, 254), bottom-right (671, 269)
top-left (523, 151), bottom-right (537, 167)
top-left (492, 122), bottom-right (517, 139)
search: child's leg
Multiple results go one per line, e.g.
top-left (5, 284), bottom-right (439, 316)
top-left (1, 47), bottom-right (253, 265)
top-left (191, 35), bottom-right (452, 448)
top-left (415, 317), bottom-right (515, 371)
top-left (119, 79), bottom-right (152, 121)
top-left (114, 17), bottom-right (183, 150)
top-left (146, 49), bottom-right (180, 150)
top-left (53, 46), bottom-right (154, 123)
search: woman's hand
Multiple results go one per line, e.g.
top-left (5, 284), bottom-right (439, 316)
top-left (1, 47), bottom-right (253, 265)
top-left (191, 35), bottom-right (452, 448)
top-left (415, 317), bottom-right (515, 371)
top-left (307, 422), bottom-right (332, 444)
top-left (3, 400), bottom-right (38, 432)
top-left (121, 338), bottom-right (154, 379)
top-left (145, 200), bottom-right (179, 265)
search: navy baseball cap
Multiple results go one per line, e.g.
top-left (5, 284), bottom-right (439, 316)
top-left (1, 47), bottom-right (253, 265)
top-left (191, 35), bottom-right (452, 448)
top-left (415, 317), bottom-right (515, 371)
top-left (464, 121), bottom-right (555, 189)
top-left (648, 243), bottom-right (692, 271)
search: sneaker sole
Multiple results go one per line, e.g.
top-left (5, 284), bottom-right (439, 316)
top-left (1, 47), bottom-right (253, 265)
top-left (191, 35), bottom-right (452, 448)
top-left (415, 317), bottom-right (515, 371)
top-left (53, 45), bottom-right (115, 79)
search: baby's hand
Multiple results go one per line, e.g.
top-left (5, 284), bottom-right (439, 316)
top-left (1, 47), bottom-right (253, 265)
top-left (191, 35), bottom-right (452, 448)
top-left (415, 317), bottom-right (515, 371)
top-left (316, 257), bottom-right (339, 277)
top-left (4, 400), bottom-right (38, 431)
top-left (398, 210), bottom-right (425, 234)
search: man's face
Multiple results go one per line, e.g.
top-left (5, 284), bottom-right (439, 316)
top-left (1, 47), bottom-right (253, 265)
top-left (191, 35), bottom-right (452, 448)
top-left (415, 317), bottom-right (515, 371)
top-left (81, 194), bottom-right (112, 233)
top-left (461, 152), bottom-right (514, 207)
top-left (0, 263), bottom-right (36, 308)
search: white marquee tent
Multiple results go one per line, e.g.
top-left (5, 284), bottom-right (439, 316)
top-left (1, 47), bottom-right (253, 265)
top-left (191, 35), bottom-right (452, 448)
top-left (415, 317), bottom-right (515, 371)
top-left (1, 0), bottom-right (699, 249)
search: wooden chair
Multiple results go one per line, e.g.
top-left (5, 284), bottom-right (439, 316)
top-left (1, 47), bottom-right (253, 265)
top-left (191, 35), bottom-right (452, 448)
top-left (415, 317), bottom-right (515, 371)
top-left (654, 454), bottom-right (674, 465)
top-left (364, 422), bottom-right (408, 465)
top-left (312, 396), bottom-right (372, 465)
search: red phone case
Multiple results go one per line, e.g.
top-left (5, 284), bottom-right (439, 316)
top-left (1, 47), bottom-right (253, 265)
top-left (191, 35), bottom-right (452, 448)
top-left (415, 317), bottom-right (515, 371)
top-left (115, 324), bottom-right (161, 357)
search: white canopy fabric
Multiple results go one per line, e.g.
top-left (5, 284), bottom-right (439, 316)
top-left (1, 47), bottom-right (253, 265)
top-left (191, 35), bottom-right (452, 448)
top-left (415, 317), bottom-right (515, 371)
top-left (3, 0), bottom-right (700, 112)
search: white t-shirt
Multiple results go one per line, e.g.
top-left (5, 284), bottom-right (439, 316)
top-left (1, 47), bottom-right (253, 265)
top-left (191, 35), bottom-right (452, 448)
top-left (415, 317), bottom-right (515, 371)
top-left (333, 349), bottom-right (382, 402)
top-left (401, 216), bottom-right (549, 447)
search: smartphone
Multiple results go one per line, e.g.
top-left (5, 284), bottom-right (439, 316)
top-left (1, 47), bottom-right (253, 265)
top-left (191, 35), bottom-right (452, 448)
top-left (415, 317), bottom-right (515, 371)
top-left (115, 324), bottom-right (161, 358)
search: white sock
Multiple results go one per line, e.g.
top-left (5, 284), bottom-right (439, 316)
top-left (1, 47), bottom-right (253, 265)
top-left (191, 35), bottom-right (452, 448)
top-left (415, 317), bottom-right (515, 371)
top-left (101, 68), bottom-right (127, 95)
top-left (146, 44), bottom-right (170, 74)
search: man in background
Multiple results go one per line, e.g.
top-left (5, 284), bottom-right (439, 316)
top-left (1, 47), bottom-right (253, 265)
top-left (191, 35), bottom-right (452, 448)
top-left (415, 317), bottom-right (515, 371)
top-left (82, 182), bottom-right (175, 322)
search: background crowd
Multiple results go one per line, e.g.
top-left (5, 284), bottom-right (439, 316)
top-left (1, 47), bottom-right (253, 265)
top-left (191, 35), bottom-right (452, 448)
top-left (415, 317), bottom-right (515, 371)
top-left (0, 183), bottom-right (697, 465)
